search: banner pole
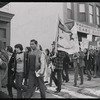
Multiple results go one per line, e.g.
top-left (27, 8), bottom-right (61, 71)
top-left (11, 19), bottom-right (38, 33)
top-left (54, 15), bottom-right (60, 55)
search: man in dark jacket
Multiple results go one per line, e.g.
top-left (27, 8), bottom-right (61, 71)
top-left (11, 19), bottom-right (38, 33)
top-left (62, 53), bottom-right (70, 83)
top-left (51, 50), bottom-right (67, 93)
top-left (6, 46), bottom-right (17, 98)
top-left (24, 47), bottom-right (31, 86)
top-left (73, 48), bottom-right (85, 87)
top-left (49, 41), bottom-right (56, 87)
top-left (95, 50), bottom-right (100, 77)
top-left (86, 50), bottom-right (93, 80)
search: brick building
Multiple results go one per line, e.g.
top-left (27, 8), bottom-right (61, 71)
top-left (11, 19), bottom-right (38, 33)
top-left (63, 2), bottom-right (100, 47)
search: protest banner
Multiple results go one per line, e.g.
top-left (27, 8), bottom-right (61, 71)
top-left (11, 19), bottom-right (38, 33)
top-left (54, 17), bottom-right (79, 54)
top-left (88, 38), bottom-right (100, 50)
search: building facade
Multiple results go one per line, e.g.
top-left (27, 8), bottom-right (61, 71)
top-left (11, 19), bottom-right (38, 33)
top-left (2, 2), bottom-right (100, 50)
top-left (63, 2), bottom-right (100, 49)
top-left (0, 2), bottom-right (14, 48)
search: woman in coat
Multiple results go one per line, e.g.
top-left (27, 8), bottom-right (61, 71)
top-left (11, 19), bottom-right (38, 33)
top-left (6, 46), bottom-right (17, 98)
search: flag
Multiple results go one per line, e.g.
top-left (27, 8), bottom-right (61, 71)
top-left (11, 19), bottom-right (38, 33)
top-left (55, 17), bottom-right (79, 54)
top-left (58, 19), bottom-right (71, 33)
top-left (58, 19), bottom-right (74, 40)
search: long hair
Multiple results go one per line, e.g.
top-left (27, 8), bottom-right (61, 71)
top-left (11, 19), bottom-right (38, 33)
top-left (14, 44), bottom-right (23, 51)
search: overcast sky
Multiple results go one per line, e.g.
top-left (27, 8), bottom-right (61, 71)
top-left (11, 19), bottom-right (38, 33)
top-left (8, 2), bottom-right (63, 50)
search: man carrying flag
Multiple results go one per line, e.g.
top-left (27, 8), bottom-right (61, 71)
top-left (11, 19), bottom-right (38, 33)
top-left (57, 19), bottom-right (79, 55)
top-left (51, 42), bottom-right (67, 93)
top-left (51, 17), bottom-right (77, 93)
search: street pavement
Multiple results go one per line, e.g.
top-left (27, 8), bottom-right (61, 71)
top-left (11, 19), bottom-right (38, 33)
top-left (1, 71), bottom-right (100, 98)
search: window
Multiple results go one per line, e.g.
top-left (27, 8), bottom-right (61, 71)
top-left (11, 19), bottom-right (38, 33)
top-left (89, 4), bottom-right (93, 23)
top-left (0, 28), bottom-right (6, 38)
top-left (67, 3), bottom-right (71, 9)
top-left (79, 4), bottom-right (85, 12)
top-left (67, 3), bottom-right (72, 19)
top-left (96, 6), bottom-right (100, 25)
top-left (79, 4), bottom-right (86, 22)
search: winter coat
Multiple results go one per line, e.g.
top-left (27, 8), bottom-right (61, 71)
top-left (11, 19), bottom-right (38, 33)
top-left (53, 51), bottom-right (67, 70)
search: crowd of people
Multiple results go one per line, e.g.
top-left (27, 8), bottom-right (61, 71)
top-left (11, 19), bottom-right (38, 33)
top-left (0, 39), bottom-right (100, 98)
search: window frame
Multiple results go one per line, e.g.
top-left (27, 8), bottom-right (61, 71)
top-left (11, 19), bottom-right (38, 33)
top-left (79, 3), bottom-right (85, 13)
top-left (0, 28), bottom-right (6, 38)
top-left (89, 4), bottom-right (94, 24)
top-left (96, 6), bottom-right (100, 26)
top-left (78, 3), bottom-right (86, 22)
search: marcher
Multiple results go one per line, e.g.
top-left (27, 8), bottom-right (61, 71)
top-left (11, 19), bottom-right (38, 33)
top-left (83, 48), bottom-right (88, 74)
top-left (73, 48), bottom-right (85, 86)
top-left (24, 47), bottom-right (31, 86)
top-left (0, 40), bottom-right (9, 89)
top-left (78, 49), bottom-right (85, 83)
top-left (6, 46), bottom-right (17, 98)
top-left (14, 44), bottom-right (27, 98)
top-left (38, 44), bottom-right (47, 83)
top-left (86, 50), bottom-right (93, 80)
top-left (24, 39), bottom-right (46, 98)
top-left (49, 41), bottom-right (56, 87)
top-left (44, 49), bottom-right (50, 83)
top-left (0, 40), bottom-right (9, 96)
top-left (62, 53), bottom-right (70, 83)
top-left (51, 49), bottom-right (67, 93)
top-left (90, 49), bottom-right (95, 76)
top-left (95, 49), bottom-right (100, 77)
top-left (38, 44), bottom-right (47, 90)
top-left (94, 49), bottom-right (99, 78)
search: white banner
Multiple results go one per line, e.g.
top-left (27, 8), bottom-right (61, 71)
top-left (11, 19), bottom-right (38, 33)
top-left (57, 25), bottom-right (79, 54)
